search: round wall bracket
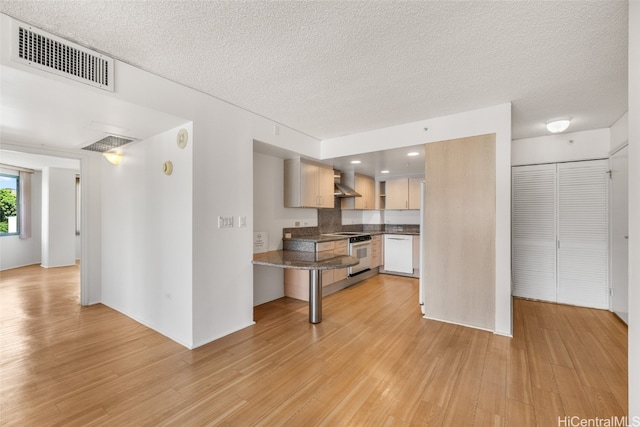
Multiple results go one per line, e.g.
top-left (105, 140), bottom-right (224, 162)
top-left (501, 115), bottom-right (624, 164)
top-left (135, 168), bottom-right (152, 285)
top-left (177, 129), bottom-right (188, 149)
top-left (162, 161), bottom-right (173, 175)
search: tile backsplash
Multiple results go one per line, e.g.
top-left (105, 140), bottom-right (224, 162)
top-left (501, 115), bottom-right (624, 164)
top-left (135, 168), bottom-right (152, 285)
top-left (282, 198), bottom-right (420, 239)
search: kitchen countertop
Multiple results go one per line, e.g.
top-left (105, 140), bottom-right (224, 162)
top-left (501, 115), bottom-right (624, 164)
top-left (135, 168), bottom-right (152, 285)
top-left (283, 234), bottom-right (348, 243)
top-left (252, 250), bottom-right (360, 270)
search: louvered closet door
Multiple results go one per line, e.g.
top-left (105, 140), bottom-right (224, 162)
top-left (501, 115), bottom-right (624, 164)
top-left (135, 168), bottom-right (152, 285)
top-left (512, 164), bottom-right (557, 301)
top-left (557, 160), bottom-right (609, 309)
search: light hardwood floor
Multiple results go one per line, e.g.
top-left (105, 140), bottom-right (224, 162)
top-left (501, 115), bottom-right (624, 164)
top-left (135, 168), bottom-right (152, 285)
top-left (0, 264), bottom-right (628, 425)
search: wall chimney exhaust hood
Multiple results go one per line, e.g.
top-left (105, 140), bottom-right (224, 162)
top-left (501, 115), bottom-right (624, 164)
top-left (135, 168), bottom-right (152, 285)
top-left (334, 170), bottom-right (361, 198)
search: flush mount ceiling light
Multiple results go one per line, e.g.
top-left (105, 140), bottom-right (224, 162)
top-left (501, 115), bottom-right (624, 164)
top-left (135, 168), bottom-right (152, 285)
top-left (103, 152), bottom-right (122, 165)
top-left (381, 170), bottom-right (390, 174)
top-left (407, 152), bottom-right (419, 157)
top-left (350, 160), bottom-right (361, 164)
top-left (546, 117), bottom-right (572, 133)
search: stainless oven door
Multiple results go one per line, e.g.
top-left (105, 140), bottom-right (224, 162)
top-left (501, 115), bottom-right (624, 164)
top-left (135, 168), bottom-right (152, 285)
top-left (349, 241), bottom-right (371, 275)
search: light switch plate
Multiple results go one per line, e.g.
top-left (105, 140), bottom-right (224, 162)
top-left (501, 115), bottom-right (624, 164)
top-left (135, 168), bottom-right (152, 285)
top-left (239, 216), bottom-right (247, 228)
top-left (218, 216), bottom-right (234, 228)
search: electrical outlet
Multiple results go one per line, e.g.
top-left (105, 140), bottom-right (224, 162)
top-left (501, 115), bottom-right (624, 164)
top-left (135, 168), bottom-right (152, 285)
top-left (294, 221), bottom-right (300, 227)
top-left (218, 216), bottom-right (234, 228)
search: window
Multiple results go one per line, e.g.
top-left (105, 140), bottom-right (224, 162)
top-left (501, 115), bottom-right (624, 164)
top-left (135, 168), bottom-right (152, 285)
top-left (0, 173), bottom-right (19, 236)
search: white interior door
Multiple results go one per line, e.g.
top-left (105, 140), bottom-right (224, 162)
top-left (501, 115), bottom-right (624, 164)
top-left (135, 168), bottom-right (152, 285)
top-left (610, 146), bottom-right (629, 323)
top-left (557, 160), bottom-right (609, 309)
top-left (512, 164), bottom-right (557, 301)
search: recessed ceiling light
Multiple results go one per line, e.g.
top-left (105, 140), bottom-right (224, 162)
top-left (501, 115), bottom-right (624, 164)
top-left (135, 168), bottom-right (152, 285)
top-left (381, 170), bottom-right (390, 174)
top-left (350, 160), bottom-right (361, 164)
top-left (546, 117), bottom-right (571, 133)
top-left (407, 152), bottom-right (419, 157)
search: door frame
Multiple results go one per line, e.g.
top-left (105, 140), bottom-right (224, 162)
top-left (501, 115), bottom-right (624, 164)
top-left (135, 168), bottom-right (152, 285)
top-left (609, 142), bottom-right (629, 323)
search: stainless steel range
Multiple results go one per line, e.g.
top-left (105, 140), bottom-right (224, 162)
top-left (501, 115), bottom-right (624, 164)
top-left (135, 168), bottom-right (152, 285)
top-left (325, 232), bottom-right (371, 276)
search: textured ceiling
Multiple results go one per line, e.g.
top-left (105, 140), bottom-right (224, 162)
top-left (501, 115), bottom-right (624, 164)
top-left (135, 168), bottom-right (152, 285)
top-left (0, 0), bottom-right (629, 141)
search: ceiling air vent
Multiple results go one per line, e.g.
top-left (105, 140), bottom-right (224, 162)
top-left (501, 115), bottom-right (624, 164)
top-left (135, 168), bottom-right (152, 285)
top-left (82, 135), bottom-right (135, 153)
top-left (11, 20), bottom-right (114, 92)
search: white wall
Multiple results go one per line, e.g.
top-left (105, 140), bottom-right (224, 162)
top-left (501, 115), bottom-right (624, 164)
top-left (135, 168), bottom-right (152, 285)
top-left (104, 59), bottom-right (319, 348)
top-left (101, 124), bottom-right (193, 347)
top-left (0, 170), bottom-right (41, 270)
top-left (252, 151), bottom-right (317, 305)
top-left (628, 0), bottom-right (639, 417)
top-left (80, 153), bottom-right (102, 305)
top-left (75, 234), bottom-right (81, 260)
top-left (41, 167), bottom-right (76, 268)
top-left (511, 128), bottom-right (611, 166)
top-left (322, 103), bottom-right (513, 336)
top-left (610, 113), bottom-right (629, 153)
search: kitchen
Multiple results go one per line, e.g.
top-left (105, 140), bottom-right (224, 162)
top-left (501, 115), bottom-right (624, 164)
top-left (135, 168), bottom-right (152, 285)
top-left (253, 125), bottom-right (504, 335)
top-left (253, 145), bottom-right (425, 311)
top-left (250, 105), bottom-right (514, 338)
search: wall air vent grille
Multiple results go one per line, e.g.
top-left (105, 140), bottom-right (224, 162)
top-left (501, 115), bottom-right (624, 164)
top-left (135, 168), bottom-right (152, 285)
top-left (82, 135), bottom-right (134, 153)
top-left (11, 21), bottom-right (114, 92)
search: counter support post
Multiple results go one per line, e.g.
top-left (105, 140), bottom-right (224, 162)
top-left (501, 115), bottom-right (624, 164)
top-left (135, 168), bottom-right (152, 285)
top-left (309, 269), bottom-right (322, 323)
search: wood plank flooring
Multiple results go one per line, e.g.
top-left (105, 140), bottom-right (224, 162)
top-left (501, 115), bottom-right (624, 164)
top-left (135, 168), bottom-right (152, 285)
top-left (0, 264), bottom-right (628, 425)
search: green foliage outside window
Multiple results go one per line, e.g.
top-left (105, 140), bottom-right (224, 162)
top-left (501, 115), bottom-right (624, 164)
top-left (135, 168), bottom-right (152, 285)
top-left (0, 187), bottom-right (17, 233)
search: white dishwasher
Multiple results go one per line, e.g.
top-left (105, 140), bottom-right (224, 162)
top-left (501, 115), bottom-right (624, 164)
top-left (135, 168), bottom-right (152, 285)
top-left (383, 234), bottom-right (414, 274)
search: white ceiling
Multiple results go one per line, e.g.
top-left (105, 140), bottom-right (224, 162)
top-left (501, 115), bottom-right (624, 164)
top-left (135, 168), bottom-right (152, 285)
top-left (0, 65), bottom-right (188, 150)
top-left (0, 150), bottom-right (80, 171)
top-left (0, 1), bottom-right (629, 177)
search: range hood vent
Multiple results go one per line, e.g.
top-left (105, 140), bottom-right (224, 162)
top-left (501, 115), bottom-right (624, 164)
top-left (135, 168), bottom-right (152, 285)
top-left (11, 20), bottom-right (114, 92)
top-left (334, 171), bottom-right (361, 198)
top-left (82, 135), bottom-right (135, 153)
top-left (335, 182), bottom-right (361, 198)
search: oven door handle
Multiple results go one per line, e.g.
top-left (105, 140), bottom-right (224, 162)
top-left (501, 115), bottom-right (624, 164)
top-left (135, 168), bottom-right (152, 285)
top-left (351, 241), bottom-right (371, 247)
